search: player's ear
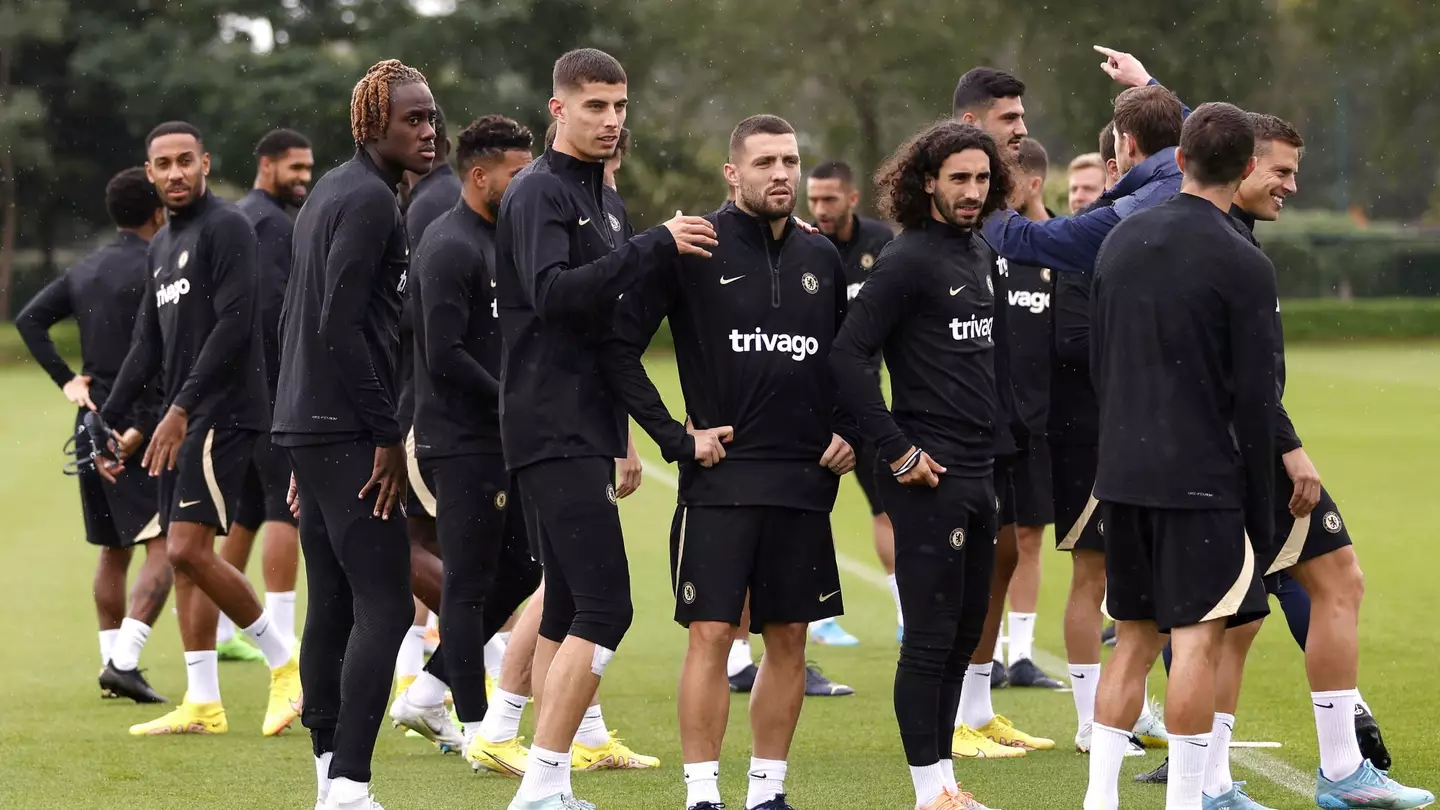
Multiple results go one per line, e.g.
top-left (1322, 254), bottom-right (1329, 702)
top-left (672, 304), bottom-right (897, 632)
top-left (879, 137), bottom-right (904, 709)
top-left (1174, 147), bottom-right (1187, 176)
top-left (924, 174), bottom-right (937, 195)
top-left (547, 97), bottom-right (564, 126)
top-left (201, 152), bottom-right (211, 177)
top-left (722, 163), bottom-right (740, 190)
top-left (848, 188), bottom-right (860, 208)
top-left (1240, 155), bottom-right (1257, 183)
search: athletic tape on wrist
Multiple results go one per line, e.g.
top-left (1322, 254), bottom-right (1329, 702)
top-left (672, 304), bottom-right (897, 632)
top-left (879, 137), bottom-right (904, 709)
top-left (591, 644), bottom-right (615, 677)
top-left (893, 448), bottom-right (922, 477)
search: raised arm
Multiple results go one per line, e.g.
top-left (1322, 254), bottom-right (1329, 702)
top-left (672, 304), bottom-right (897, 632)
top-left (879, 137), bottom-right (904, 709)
top-left (982, 205), bottom-right (1120, 276)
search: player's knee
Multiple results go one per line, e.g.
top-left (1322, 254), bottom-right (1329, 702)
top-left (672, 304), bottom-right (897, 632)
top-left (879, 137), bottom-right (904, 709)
top-left (898, 639), bottom-right (950, 678)
top-left (687, 621), bottom-right (734, 651)
top-left (165, 537), bottom-right (204, 574)
top-left (758, 622), bottom-right (807, 661)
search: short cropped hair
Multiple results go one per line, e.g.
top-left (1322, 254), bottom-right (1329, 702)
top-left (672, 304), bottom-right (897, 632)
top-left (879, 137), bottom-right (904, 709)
top-left (254, 129), bottom-right (310, 159)
top-left (809, 161), bottom-right (855, 186)
top-left (1069, 152), bottom-right (1104, 173)
top-left (1246, 112), bottom-right (1304, 157)
top-left (105, 167), bottom-right (162, 229)
top-left (1016, 137), bottom-right (1048, 177)
top-left (952, 68), bottom-right (1025, 116)
top-left (456, 115), bottom-right (534, 168)
top-left (728, 114), bottom-right (795, 159)
top-left (553, 48), bottom-right (626, 95)
top-left (1112, 85), bottom-right (1184, 157)
top-left (146, 121), bottom-right (203, 149)
top-left (1179, 102), bottom-right (1256, 186)
top-left (1099, 122), bottom-right (1117, 163)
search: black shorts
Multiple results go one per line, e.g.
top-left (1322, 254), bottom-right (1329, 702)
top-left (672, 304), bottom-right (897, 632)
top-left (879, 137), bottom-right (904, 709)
top-left (1264, 484), bottom-right (1353, 575)
top-left (1099, 502), bottom-right (1269, 633)
top-left (1052, 440), bottom-right (1102, 553)
top-left (72, 412), bottom-right (161, 548)
top-left (853, 442), bottom-right (885, 516)
top-left (670, 505), bottom-right (842, 629)
top-left (158, 427), bottom-right (258, 535)
top-left (234, 438), bottom-right (298, 530)
top-left (1009, 440), bottom-right (1053, 527)
top-left (405, 429), bottom-right (436, 520)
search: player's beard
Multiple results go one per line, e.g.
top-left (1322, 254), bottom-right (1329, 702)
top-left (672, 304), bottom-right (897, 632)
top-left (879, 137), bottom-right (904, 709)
top-left (934, 188), bottom-right (983, 230)
top-left (739, 182), bottom-right (795, 222)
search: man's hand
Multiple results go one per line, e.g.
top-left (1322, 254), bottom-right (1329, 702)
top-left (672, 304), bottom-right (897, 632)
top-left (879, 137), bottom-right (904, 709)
top-left (95, 430), bottom-right (126, 483)
top-left (1094, 45), bottom-right (1153, 87)
top-left (819, 434), bottom-right (856, 475)
top-left (689, 424), bottom-right (734, 468)
top-left (792, 216), bottom-right (820, 235)
top-left (615, 437), bottom-right (643, 499)
top-left (1282, 447), bottom-right (1322, 518)
top-left (116, 428), bottom-right (144, 460)
top-left (287, 473), bottom-right (301, 520)
top-left (142, 405), bottom-right (188, 477)
top-left (891, 445), bottom-right (946, 488)
top-left (360, 444), bottom-right (407, 520)
top-left (665, 210), bottom-right (719, 258)
top-left (63, 375), bottom-right (97, 411)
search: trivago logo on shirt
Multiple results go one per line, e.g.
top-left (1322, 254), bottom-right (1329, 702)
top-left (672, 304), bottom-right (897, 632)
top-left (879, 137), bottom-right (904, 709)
top-left (156, 278), bottom-right (192, 307)
top-left (1008, 289), bottom-right (1051, 314)
top-left (728, 328), bottom-right (820, 361)
top-left (950, 315), bottom-right (994, 342)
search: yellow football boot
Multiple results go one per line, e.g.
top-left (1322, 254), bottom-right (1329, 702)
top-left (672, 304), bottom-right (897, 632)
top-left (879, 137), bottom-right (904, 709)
top-left (975, 714), bottom-right (1055, 751)
top-left (263, 656), bottom-right (303, 736)
top-left (951, 724), bottom-right (1026, 759)
top-left (571, 731), bottom-right (660, 770)
top-left (129, 697), bottom-right (228, 736)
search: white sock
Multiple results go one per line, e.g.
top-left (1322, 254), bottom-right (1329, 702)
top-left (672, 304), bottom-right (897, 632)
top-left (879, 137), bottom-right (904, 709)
top-left (575, 703), bottom-right (610, 748)
top-left (314, 752), bottom-right (333, 804)
top-left (940, 756), bottom-right (958, 792)
top-left (407, 670), bottom-right (448, 707)
top-left (1167, 732), bottom-right (1211, 810)
top-left (1355, 690), bottom-right (1371, 715)
top-left (1314, 689), bottom-right (1364, 781)
top-left (183, 650), bottom-right (221, 704)
top-left (1136, 678), bottom-right (1155, 727)
top-left (265, 591), bottom-right (297, 648)
top-left (480, 687), bottom-right (528, 744)
top-left (1070, 664), bottom-right (1102, 732)
top-left (684, 761), bottom-right (722, 809)
top-left (216, 613), bottom-right (236, 644)
top-left (241, 611), bottom-right (292, 669)
top-left (727, 639), bottom-right (753, 678)
top-left (396, 625), bottom-right (426, 680)
top-left (484, 634), bottom-right (507, 680)
top-left (100, 629), bottom-right (119, 666)
top-left (746, 757), bottom-right (787, 808)
top-left (517, 745), bottom-right (572, 801)
top-left (426, 611), bottom-right (439, 630)
top-left (1082, 723), bottom-right (1130, 810)
top-left (1007, 612), bottom-right (1036, 666)
top-left (110, 617), bottom-right (152, 671)
top-left (959, 663), bottom-right (995, 729)
top-left (888, 573), bottom-right (905, 627)
top-left (992, 619), bottom-right (1005, 663)
top-left (328, 777), bottom-right (368, 805)
top-left (1204, 713), bottom-right (1235, 797)
top-left (910, 762), bottom-right (948, 809)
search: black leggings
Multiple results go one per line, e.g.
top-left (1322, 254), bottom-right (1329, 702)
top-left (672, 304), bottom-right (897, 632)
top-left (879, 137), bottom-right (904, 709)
top-left (288, 440), bottom-right (412, 783)
top-left (517, 457), bottom-right (633, 650)
top-left (883, 474), bottom-right (998, 766)
top-left (419, 454), bottom-right (541, 722)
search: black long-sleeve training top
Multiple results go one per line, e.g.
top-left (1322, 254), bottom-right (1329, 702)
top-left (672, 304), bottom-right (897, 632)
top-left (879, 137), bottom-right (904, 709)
top-left (398, 161), bottom-right (462, 433)
top-left (831, 218), bottom-right (1002, 479)
top-left (236, 189), bottom-right (293, 401)
top-left (604, 202), bottom-right (859, 512)
top-left (997, 257), bottom-right (1053, 440)
top-left (830, 214), bottom-right (895, 301)
top-left (15, 231), bottom-right (163, 428)
top-left (102, 191), bottom-right (269, 433)
top-left (1046, 198), bottom-right (1114, 445)
top-left (1230, 205), bottom-right (1302, 455)
top-left (411, 197), bottom-right (502, 459)
top-left (273, 150), bottom-right (409, 448)
top-left (495, 147), bottom-right (677, 470)
top-left (1091, 193), bottom-right (1277, 545)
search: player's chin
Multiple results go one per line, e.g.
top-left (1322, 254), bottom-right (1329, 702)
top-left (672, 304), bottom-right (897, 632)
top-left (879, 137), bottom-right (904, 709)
top-left (407, 151), bottom-right (437, 174)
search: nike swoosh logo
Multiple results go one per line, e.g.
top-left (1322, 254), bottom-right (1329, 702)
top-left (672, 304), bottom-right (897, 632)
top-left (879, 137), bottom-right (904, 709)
top-left (578, 218), bottom-right (591, 226)
top-left (186, 659), bottom-right (202, 666)
top-left (1315, 702), bottom-right (1335, 709)
top-left (1185, 740), bottom-right (1209, 748)
top-left (538, 758), bottom-right (561, 767)
top-left (1072, 673), bottom-right (1086, 679)
top-left (720, 275), bottom-right (745, 285)
top-left (750, 772), bottom-right (766, 779)
top-left (179, 500), bottom-right (203, 508)
top-left (504, 700), bottom-right (525, 709)
top-left (950, 286), bottom-right (966, 295)
top-left (819, 590), bottom-right (840, 602)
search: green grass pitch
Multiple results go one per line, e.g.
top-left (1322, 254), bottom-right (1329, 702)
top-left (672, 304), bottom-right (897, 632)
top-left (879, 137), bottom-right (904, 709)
top-left (0, 343), bottom-right (1436, 809)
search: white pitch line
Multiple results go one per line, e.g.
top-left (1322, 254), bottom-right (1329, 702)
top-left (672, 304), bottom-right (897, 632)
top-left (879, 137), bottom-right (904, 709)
top-left (637, 461), bottom-right (1315, 801)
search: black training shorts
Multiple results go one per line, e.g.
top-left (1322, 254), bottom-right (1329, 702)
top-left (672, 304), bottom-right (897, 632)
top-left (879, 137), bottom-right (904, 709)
top-left (1264, 482), bottom-right (1353, 575)
top-left (234, 438), bottom-right (298, 530)
top-left (158, 427), bottom-right (258, 535)
top-left (669, 505), bottom-right (842, 630)
top-left (1099, 502), bottom-right (1269, 633)
top-left (1052, 440), bottom-right (1102, 553)
top-left (1009, 439), bottom-right (1054, 527)
top-left (72, 412), bottom-right (161, 548)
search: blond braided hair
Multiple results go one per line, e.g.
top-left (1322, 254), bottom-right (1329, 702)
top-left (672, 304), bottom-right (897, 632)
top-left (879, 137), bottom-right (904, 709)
top-left (350, 59), bottom-right (428, 144)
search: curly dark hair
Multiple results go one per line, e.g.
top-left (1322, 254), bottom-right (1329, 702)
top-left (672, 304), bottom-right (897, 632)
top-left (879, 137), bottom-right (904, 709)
top-left (875, 120), bottom-right (1010, 229)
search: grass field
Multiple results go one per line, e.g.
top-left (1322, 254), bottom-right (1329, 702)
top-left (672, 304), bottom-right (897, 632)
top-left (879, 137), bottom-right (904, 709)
top-left (2, 343), bottom-right (1438, 810)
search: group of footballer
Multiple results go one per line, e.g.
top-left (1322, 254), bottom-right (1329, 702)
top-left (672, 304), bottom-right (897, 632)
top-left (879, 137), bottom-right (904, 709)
top-left (15, 39), bottom-right (1433, 810)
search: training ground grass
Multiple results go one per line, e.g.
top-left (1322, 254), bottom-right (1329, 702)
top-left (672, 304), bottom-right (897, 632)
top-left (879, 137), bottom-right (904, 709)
top-left (1, 343), bottom-right (1437, 809)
